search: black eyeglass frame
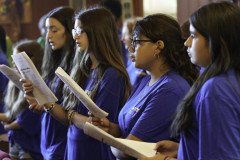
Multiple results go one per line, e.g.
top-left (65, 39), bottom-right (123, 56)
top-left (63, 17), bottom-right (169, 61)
top-left (131, 39), bottom-right (153, 51)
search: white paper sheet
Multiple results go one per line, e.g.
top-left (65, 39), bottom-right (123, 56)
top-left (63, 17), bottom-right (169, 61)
top-left (55, 67), bottom-right (108, 118)
top-left (83, 122), bottom-right (156, 158)
top-left (11, 52), bottom-right (58, 105)
top-left (0, 64), bottom-right (23, 91)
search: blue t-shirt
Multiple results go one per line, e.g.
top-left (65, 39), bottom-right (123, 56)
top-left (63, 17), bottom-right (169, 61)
top-left (8, 108), bottom-right (43, 160)
top-left (41, 77), bottom-right (68, 160)
top-left (66, 67), bottom-right (125, 160)
top-left (178, 69), bottom-right (240, 160)
top-left (118, 70), bottom-right (190, 142)
top-left (0, 51), bottom-right (9, 134)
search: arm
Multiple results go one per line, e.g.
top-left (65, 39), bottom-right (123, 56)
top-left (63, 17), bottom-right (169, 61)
top-left (3, 120), bottom-right (21, 131)
top-left (90, 115), bottom-right (121, 137)
top-left (0, 113), bottom-right (9, 122)
top-left (21, 79), bottom-right (69, 126)
top-left (44, 102), bottom-right (69, 126)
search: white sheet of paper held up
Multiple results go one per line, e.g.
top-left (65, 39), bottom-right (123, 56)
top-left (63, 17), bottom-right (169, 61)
top-left (11, 52), bottom-right (58, 105)
top-left (55, 67), bottom-right (108, 118)
top-left (83, 122), bottom-right (156, 158)
top-left (0, 64), bottom-right (23, 91)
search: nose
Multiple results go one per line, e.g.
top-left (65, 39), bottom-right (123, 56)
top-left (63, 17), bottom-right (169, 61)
top-left (72, 32), bottom-right (77, 40)
top-left (128, 46), bottom-right (134, 53)
top-left (47, 31), bottom-right (52, 39)
top-left (184, 36), bottom-right (192, 47)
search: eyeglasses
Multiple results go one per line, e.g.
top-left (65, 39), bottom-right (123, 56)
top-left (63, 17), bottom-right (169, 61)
top-left (72, 27), bottom-right (85, 37)
top-left (131, 39), bottom-right (153, 51)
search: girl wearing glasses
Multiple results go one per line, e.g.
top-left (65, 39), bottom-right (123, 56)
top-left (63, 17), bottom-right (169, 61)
top-left (140, 1), bottom-right (240, 160)
top-left (90, 13), bottom-right (199, 159)
top-left (22, 7), bottom-right (75, 160)
top-left (23, 7), bottom-right (131, 160)
top-left (122, 17), bottom-right (147, 88)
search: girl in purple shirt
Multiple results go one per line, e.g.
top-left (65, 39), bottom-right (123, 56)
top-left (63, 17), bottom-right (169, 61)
top-left (22, 7), bottom-right (75, 160)
top-left (90, 13), bottom-right (199, 159)
top-left (142, 1), bottom-right (240, 160)
top-left (23, 7), bottom-right (132, 160)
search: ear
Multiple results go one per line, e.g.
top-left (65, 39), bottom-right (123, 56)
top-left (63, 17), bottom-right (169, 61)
top-left (155, 40), bottom-right (164, 53)
top-left (157, 40), bottom-right (164, 49)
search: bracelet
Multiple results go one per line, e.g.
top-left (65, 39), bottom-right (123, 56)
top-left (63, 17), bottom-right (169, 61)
top-left (68, 110), bottom-right (77, 125)
top-left (163, 156), bottom-right (170, 160)
top-left (44, 103), bottom-right (55, 113)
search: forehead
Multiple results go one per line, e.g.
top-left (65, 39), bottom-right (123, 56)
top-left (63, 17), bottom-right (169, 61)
top-left (45, 17), bottom-right (64, 28)
top-left (189, 24), bottom-right (198, 34)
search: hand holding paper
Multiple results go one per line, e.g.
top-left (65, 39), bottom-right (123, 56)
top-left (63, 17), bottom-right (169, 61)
top-left (55, 67), bottom-right (108, 118)
top-left (11, 52), bottom-right (58, 105)
top-left (83, 122), bottom-right (156, 159)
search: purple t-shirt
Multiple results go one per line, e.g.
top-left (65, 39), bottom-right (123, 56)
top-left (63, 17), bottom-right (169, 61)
top-left (0, 51), bottom-right (9, 134)
top-left (41, 77), bottom-right (68, 160)
top-left (9, 109), bottom-right (42, 160)
top-left (66, 67), bottom-right (125, 160)
top-left (178, 69), bottom-right (240, 160)
top-left (118, 70), bottom-right (190, 142)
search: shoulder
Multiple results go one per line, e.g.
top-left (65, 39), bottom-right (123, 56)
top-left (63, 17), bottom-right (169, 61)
top-left (102, 67), bottom-right (120, 79)
top-left (100, 67), bottom-right (124, 86)
top-left (197, 69), bottom-right (240, 103)
top-left (157, 70), bottom-right (190, 95)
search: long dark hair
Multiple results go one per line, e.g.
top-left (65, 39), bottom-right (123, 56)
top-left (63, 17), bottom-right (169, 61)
top-left (41, 6), bottom-right (75, 94)
top-left (133, 14), bottom-right (199, 86)
top-left (63, 7), bottom-right (131, 110)
top-left (171, 1), bottom-right (240, 137)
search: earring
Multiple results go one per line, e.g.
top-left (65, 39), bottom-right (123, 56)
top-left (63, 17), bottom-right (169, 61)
top-left (154, 53), bottom-right (160, 59)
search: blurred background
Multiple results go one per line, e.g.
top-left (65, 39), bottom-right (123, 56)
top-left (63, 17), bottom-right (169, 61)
top-left (0, 0), bottom-right (220, 44)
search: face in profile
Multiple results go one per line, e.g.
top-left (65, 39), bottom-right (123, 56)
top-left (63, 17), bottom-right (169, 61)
top-left (185, 24), bottom-right (211, 67)
top-left (130, 35), bottom-right (157, 70)
top-left (72, 19), bottom-right (89, 52)
top-left (45, 18), bottom-right (67, 50)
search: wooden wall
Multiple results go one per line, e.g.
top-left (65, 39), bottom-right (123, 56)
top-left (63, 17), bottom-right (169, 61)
top-left (0, 0), bottom-right (219, 43)
top-left (1, 0), bottom-right (69, 43)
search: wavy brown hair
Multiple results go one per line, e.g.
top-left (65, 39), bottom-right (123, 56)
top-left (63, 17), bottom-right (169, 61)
top-left (62, 7), bottom-right (132, 110)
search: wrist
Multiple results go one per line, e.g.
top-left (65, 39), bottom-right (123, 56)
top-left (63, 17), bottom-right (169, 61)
top-left (44, 103), bottom-right (55, 113)
top-left (68, 110), bottom-right (77, 126)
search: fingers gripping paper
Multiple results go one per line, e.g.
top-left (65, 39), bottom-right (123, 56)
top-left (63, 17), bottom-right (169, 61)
top-left (83, 122), bottom-right (156, 158)
top-left (55, 67), bottom-right (108, 118)
top-left (11, 52), bottom-right (58, 105)
top-left (0, 64), bottom-right (23, 91)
